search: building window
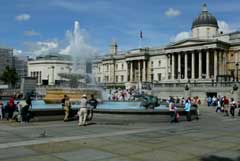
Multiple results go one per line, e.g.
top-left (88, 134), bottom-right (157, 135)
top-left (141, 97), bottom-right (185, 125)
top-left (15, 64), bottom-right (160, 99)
top-left (116, 76), bottom-right (118, 82)
top-left (122, 63), bottom-right (124, 69)
top-left (106, 65), bottom-right (109, 71)
top-left (151, 61), bottom-right (154, 68)
top-left (158, 73), bottom-right (161, 81)
top-left (207, 28), bottom-right (210, 38)
top-left (105, 76), bottom-right (109, 82)
top-left (98, 67), bottom-right (101, 72)
top-left (121, 75), bottom-right (124, 82)
top-left (158, 60), bottom-right (161, 67)
top-left (98, 77), bottom-right (101, 82)
top-left (115, 64), bottom-right (118, 70)
top-left (151, 74), bottom-right (154, 82)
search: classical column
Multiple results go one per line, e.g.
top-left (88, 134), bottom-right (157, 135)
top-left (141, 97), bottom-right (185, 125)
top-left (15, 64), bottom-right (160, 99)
top-left (37, 72), bottom-right (41, 85)
top-left (206, 50), bottom-right (210, 79)
top-left (191, 52), bottom-right (195, 79)
top-left (224, 51), bottom-right (227, 75)
top-left (143, 60), bottom-right (146, 82)
top-left (171, 54), bottom-right (175, 80)
top-left (214, 50), bottom-right (218, 80)
top-left (138, 61), bottom-right (141, 82)
top-left (184, 52), bottom-right (188, 79)
top-left (166, 55), bottom-right (169, 80)
top-left (178, 53), bottom-right (181, 79)
top-left (130, 62), bottom-right (133, 82)
top-left (199, 51), bottom-right (202, 79)
top-left (51, 66), bottom-right (55, 85)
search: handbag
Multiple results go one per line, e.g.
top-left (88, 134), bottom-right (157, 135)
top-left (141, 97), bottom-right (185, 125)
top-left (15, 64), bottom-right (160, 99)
top-left (176, 112), bottom-right (180, 119)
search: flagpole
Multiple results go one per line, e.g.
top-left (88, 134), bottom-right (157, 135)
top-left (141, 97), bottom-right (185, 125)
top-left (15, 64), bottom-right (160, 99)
top-left (139, 30), bottom-right (142, 48)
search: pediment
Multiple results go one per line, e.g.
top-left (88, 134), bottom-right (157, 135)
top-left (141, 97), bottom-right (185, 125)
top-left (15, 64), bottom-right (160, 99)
top-left (166, 39), bottom-right (211, 49)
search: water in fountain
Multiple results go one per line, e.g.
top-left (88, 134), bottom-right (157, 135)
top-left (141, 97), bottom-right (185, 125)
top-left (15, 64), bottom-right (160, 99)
top-left (44, 21), bottom-right (102, 103)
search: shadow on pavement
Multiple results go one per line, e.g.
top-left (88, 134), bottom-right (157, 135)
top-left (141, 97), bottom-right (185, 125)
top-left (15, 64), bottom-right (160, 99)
top-left (201, 155), bottom-right (240, 161)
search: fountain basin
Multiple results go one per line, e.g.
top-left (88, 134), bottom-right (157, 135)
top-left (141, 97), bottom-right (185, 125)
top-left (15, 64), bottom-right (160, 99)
top-left (43, 88), bottom-right (101, 104)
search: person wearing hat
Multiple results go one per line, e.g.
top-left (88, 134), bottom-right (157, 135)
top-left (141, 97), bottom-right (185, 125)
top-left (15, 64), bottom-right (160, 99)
top-left (78, 94), bottom-right (88, 126)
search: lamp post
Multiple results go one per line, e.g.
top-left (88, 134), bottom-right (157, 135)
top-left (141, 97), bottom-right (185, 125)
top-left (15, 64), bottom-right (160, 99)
top-left (236, 63), bottom-right (239, 82)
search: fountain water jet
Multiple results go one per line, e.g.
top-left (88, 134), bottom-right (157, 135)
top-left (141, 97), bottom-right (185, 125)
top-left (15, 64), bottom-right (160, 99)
top-left (43, 21), bottom-right (101, 104)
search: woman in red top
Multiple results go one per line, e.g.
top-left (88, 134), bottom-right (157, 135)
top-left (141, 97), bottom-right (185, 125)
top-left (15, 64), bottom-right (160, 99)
top-left (223, 96), bottom-right (229, 116)
top-left (7, 96), bottom-right (15, 119)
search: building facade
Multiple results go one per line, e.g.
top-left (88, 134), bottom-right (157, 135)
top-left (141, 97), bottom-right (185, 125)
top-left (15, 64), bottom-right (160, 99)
top-left (93, 4), bottom-right (240, 88)
top-left (28, 54), bottom-right (73, 85)
top-left (27, 53), bottom-right (91, 86)
top-left (0, 47), bottom-right (14, 76)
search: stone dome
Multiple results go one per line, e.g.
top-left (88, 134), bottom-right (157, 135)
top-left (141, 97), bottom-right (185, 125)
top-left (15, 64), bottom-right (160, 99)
top-left (192, 4), bottom-right (218, 29)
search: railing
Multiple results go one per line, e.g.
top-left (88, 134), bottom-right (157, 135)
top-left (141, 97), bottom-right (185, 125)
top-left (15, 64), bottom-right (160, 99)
top-left (152, 81), bottom-right (240, 88)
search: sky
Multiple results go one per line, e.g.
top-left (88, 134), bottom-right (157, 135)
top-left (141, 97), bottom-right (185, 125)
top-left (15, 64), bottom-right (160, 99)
top-left (0, 0), bottom-right (240, 56)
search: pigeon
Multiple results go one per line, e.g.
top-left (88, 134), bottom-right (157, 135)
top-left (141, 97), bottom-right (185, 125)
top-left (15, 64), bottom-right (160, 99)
top-left (39, 130), bottom-right (47, 138)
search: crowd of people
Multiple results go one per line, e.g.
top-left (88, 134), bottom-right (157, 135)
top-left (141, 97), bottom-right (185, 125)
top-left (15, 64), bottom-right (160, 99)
top-left (168, 96), bottom-right (201, 123)
top-left (61, 94), bottom-right (98, 126)
top-left (0, 96), bottom-right (33, 123)
top-left (1, 92), bottom-right (239, 126)
top-left (168, 95), bottom-right (240, 123)
top-left (107, 89), bottom-right (137, 101)
top-left (207, 95), bottom-right (240, 117)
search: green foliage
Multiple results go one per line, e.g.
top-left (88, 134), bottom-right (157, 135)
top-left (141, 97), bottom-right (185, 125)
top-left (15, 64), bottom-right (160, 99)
top-left (0, 66), bottom-right (19, 87)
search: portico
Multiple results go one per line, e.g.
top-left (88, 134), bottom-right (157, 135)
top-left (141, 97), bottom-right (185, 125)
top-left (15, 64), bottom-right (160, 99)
top-left (165, 39), bottom-right (229, 82)
top-left (127, 59), bottom-right (148, 83)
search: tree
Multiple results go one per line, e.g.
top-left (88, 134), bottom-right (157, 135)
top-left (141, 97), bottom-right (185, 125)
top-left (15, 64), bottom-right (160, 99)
top-left (0, 66), bottom-right (19, 88)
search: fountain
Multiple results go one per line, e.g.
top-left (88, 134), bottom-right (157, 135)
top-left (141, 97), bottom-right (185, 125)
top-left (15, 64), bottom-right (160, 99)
top-left (43, 21), bottom-right (101, 104)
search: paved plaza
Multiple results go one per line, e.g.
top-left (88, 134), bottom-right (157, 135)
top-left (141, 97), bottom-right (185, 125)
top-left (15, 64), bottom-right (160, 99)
top-left (0, 106), bottom-right (239, 161)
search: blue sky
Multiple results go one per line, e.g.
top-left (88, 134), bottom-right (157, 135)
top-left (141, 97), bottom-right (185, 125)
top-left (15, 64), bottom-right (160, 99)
top-left (0, 0), bottom-right (240, 56)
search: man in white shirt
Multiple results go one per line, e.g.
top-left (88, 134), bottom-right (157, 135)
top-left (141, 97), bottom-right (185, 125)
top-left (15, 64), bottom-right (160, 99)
top-left (78, 94), bottom-right (88, 126)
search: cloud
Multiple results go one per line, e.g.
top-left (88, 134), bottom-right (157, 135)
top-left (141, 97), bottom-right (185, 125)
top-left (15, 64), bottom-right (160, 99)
top-left (24, 21), bottom-right (98, 61)
top-left (52, 0), bottom-right (111, 13)
top-left (218, 20), bottom-right (234, 34)
top-left (24, 30), bottom-right (40, 36)
top-left (172, 31), bottom-right (191, 42)
top-left (16, 14), bottom-right (31, 21)
top-left (13, 49), bottom-right (22, 56)
top-left (24, 40), bottom-right (59, 56)
top-left (165, 8), bottom-right (181, 17)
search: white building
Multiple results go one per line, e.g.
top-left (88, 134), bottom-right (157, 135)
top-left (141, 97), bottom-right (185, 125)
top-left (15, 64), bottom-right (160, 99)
top-left (93, 4), bottom-right (240, 89)
top-left (28, 54), bottom-right (73, 85)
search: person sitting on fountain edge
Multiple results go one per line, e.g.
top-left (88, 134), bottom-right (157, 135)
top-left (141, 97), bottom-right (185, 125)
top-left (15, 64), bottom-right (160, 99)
top-left (87, 94), bottom-right (98, 121)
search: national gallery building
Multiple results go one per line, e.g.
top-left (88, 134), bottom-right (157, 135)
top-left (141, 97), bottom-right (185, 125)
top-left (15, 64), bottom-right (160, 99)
top-left (93, 4), bottom-right (240, 89)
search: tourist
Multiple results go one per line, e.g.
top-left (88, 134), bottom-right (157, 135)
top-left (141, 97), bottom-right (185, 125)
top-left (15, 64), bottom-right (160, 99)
top-left (61, 95), bottom-right (67, 108)
top-left (63, 96), bottom-right (71, 121)
top-left (184, 99), bottom-right (191, 121)
top-left (223, 96), bottom-right (229, 116)
top-left (169, 97), bottom-right (179, 123)
top-left (0, 97), bottom-right (3, 120)
top-left (207, 96), bottom-right (212, 106)
top-left (193, 96), bottom-right (201, 119)
top-left (7, 96), bottom-right (15, 120)
top-left (229, 98), bottom-right (237, 117)
top-left (12, 101), bottom-right (21, 121)
top-left (215, 99), bottom-right (222, 112)
top-left (20, 100), bottom-right (29, 123)
top-left (78, 94), bottom-right (88, 126)
top-left (220, 96), bottom-right (224, 112)
top-left (212, 96), bottom-right (217, 106)
top-left (87, 94), bottom-right (98, 121)
top-left (0, 97), bottom-right (4, 120)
